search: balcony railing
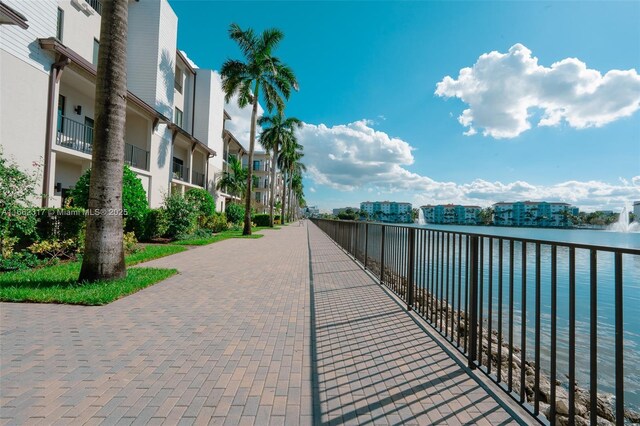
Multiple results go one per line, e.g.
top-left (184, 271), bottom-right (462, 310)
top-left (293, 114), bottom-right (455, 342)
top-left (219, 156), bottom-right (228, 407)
top-left (125, 143), bottom-right (150, 171)
top-left (56, 115), bottom-right (93, 154)
top-left (172, 161), bottom-right (189, 182)
top-left (192, 171), bottom-right (205, 188)
top-left (311, 219), bottom-right (640, 425)
top-left (87, 0), bottom-right (102, 15)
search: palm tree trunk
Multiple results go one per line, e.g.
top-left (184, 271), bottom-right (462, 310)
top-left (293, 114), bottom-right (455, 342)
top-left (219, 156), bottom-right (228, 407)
top-left (268, 145), bottom-right (278, 227)
top-left (287, 171), bottom-right (293, 222)
top-left (78, 0), bottom-right (128, 282)
top-left (243, 82), bottom-right (260, 236)
top-left (281, 170), bottom-right (287, 225)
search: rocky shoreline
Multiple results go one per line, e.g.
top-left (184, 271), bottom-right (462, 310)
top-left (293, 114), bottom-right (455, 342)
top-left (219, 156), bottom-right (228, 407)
top-left (364, 259), bottom-right (640, 424)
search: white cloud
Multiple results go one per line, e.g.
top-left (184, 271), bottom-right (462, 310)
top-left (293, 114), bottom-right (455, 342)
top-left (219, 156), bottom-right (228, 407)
top-left (299, 119), bottom-right (640, 210)
top-left (224, 95), bottom-right (265, 151)
top-left (435, 44), bottom-right (640, 138)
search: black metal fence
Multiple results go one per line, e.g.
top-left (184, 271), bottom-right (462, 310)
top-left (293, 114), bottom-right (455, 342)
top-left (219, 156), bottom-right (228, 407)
top-left (125, 143), bottom-right (150, 171)
top-left (311, 218), bottom-right (640, 425)
top-left (57, 116), bottom-right (93, 154)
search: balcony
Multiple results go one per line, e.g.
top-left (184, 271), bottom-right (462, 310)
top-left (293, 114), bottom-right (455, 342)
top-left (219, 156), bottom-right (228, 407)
top-left (125, 143), bottom-right (150, 171)
top-left (56, 115), bottom-right (93, 155)
top-left (192, 171), bottom-right (205, 188)
top-left (172, 161), bottom-right (189, 182)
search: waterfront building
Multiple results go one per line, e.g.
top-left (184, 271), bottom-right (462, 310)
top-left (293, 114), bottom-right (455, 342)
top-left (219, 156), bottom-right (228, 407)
top-left (634, 201), bottom-right (640, 219)
top-left (0, 0), bottom-right (252, 213)
top-left (243, 151), bottom-right (282, 214)
top-left (360, 201), bottom-right (412, 223)
top-left (493, 201), bottom-right (579, 227)
top-left (420, 204), bottom-right (481, 225)
top-left (302, 205), bottom-right (320, 218)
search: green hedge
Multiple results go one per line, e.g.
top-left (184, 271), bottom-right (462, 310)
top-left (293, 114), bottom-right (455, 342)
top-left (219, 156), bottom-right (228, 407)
top-left (252, 214), bottom-right (270, 227)
top-left (141, 209), bottom-right (168, 241)
top-left (34, 208), bottom-right (86, 242)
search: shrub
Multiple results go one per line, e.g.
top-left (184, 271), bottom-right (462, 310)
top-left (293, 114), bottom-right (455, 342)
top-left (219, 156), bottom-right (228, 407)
top-left (28, 238), bottom-right (79, 264)
top-left (123, 231), bottom-right (140, 254)
top-left (0, 251), bottom-right (43, 272)
top-left (202, 212), bottom-right (227, 233)
top-left (185, 188), bottom-right (215, 218)
top-left (252, 214), bottom-right (270, 227)
top-left (32, 208), bottom-right (85, 242)
top-left (0, 151), bottom-right (39, 258)
top-left (71, 165), bottom-right (149, 237)
top-left (175, 228), bottom-right (212, 241)
top-left (141, 209), bottom-right (168, 241)
top-left (225, 203), bottom-right (245, 224)
top-left (163, 194), bottom-right (197, 238)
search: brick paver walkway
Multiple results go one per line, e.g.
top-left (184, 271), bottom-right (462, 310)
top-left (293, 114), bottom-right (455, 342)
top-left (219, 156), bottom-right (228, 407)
top-left (1, 222), bottom-right (522, 425)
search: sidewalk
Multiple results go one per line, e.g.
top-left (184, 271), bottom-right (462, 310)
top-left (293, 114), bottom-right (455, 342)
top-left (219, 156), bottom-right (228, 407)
top-left (0, 222), bottom-right (521, 425)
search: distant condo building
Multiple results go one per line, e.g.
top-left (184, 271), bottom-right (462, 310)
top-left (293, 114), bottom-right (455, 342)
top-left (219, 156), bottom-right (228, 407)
top-left (634, 201), bottom-right (640, 219)
top-left (493, 201), bottom-right (579, 227)
top-left (420, 204), bottom-right (482, 225)
top-left (360, 201), bottom-right (412, 223)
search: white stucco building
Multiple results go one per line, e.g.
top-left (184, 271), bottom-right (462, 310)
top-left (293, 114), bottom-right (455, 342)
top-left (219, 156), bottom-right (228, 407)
top-left (0, 0), bottom-right (244, 212)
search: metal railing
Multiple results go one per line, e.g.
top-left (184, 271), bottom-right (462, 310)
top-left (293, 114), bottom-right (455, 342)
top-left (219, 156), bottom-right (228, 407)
top-left (311, 218), bottom-right (640, 425)
top-left (192, 171), bottom-right (205, 188)
top-left (172, 161), bottom-right (189, 182)
top-left (125, 143), bottom-right (149, 171)
top-left (87, 0), bottom-right (102, 15)
top-left (56, 116), bottom-right (93, 154)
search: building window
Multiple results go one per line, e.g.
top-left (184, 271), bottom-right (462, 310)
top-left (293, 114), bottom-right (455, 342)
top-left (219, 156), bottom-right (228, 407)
top-left (174, 107), bottom-right (183, 128)
top-left (56, 8), bottom-right (64, 41)
top-left (255, 192), bottom-right (261, 203)
top-left (175, 66), bottom-right (183, 93)
top-left (92, 39), bottom-right (99, 65)
top-left (253, 160), bottom-right (260, 171)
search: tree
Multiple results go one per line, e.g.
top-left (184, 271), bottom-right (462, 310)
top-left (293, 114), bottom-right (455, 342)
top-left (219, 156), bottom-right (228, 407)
top-left (277, 133), bottom-right (304, 223)
top-left (477, 207), bottom-right (494, 225)
top-left (215, 156), bottom-right (247, 202)
top-left (221, 24), bottom-right (298, 235)
top-left (79, 0), bottom-right (129, 282)
top-left (258, 113), bottom-right (302, 227)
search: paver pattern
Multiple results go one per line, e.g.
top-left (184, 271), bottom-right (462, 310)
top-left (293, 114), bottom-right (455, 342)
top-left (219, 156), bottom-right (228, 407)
top-left (0, 222), bottom-right (521, 425)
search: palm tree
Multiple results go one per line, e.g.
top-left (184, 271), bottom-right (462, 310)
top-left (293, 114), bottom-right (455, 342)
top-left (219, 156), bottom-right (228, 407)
top-left (290, 171), bottom-right (304, 220)
top-left (215, 156), bottom-right (248, 202)
top-left (79, 0), bottom-right (128, 282)
top-left (220, 24), bottom-right (298, 235)
top-left (258, 113), bottom-right (302, 227)
top-left (278, 136), bottom-right (304, 223)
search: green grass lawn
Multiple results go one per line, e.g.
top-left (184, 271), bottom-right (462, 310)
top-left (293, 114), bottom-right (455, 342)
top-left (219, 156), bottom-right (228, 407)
top-left (0, 245), bottom-right (187, 306)
top-left (171, 228), bottom-right (267, 246)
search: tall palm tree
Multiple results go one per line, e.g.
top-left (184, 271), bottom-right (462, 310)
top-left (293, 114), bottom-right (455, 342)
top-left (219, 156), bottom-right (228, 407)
top-left (258, 113), bottom-right (302, 227)
top-left (278, 135), bottom-right (304, 223)
top-left (215, 156), bottom-right (248, 202)
top-left (291, 171), bottom-right (304, 220)
top-left (220, 24), bottom-right (298, 235)
top-left (79, 0), bottom-right (128, 282)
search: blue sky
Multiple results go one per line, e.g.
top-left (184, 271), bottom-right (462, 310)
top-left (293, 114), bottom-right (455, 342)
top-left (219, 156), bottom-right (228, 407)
top-left (170, 0), bottom-right (640, 212)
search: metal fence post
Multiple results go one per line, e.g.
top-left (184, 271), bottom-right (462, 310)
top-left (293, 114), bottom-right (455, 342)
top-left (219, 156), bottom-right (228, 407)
top-left (468, 235), bottom-right (479, 369)
top-left (364, 223), bottom-right (369, 270)
top-left (380, 225), bottom-right (386, 284)
top-left (354, 221), bottom-right (359, 259)
top-left (407, 228), bottom-right (415, 311)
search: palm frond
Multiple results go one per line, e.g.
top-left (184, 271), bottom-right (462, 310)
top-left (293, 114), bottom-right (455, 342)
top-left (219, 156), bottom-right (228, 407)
top-left (228, 23), bottom-right (257, 60)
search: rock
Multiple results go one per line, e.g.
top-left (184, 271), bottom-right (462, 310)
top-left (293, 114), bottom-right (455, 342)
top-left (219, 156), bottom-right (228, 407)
top-left (625, 408), bottom-right (640, 423)
top-left (557, 399), bottom-right (570, 416)
top-left (584, 412), bottom-right (614, 426)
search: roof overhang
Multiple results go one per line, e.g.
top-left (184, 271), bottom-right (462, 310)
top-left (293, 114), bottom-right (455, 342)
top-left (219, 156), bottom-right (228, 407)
top-left (168, 123), bottom-right (216, 156)
top-left (0, 1), bottom-right (28, 29)
top-left (176, 49), bottom-right (197, 75)
top-left (223, 129), bottom-right (246, 153)
top-left (38, 37), bottom-right (170, 122)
